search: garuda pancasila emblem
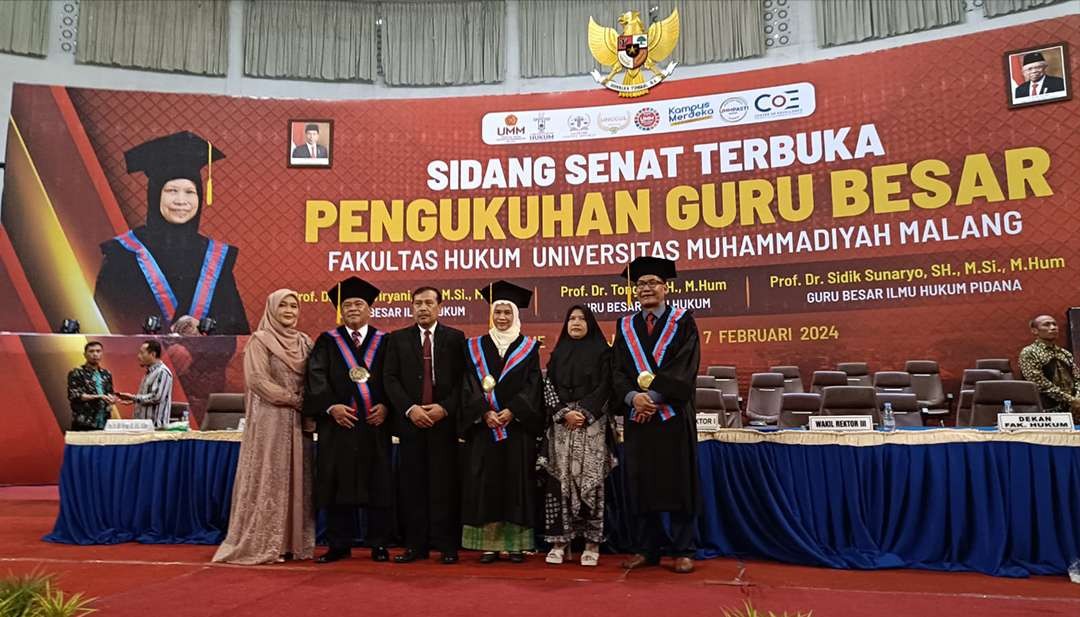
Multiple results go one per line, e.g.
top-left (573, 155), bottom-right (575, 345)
top-left (588, 9), bottom-right (680, 98)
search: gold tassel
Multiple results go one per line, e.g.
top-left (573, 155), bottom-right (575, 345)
top-left (206, 141), bottom-right (214, 205)
top-left (488, 282), bottom-right (494, 329)
top-left (626, 263), bottom-right (633, 311)
top-left (335, 282), bottom-right (342, 325)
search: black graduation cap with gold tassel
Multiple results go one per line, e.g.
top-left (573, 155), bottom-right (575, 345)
top-left (326, 276), bottom-right (380, 325)
top-left (619, 256), bottom-right (678, 310)
top-left (125, 131), bottom-right (224, 206)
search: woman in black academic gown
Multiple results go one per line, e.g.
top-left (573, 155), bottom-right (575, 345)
top-left (459, 281), bottom-right (543, 563)
top-left (94, 131), bottom-right (248, 334)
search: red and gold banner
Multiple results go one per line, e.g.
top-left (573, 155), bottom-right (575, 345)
top-left (1, 17), bottom-right (1077, 482)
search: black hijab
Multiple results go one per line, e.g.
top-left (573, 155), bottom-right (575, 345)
top-left (124, 131), bottom-right (223, 252)
top-left (547, 305), bottom-right (609, 401)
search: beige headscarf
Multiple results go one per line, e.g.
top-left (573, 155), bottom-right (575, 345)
top-left (489, 300), bottom-right (521, 357)
top-left (252, 289), bottom-right (312, 375)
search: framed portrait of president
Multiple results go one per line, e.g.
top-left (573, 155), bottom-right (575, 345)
top-left (288, 119), bottom-right (333, 168)
top-left (1004, 43), bottom-right (1071, 109)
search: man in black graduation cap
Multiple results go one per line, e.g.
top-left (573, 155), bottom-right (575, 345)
top-left (611, 257), bottom-right (701, 574)
top-left (94, 131), bottom-right (248, 335)
top-left (303, 276), bottom-right (393, 563)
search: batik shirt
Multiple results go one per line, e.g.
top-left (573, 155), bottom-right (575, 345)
top-left (1018, 339), bottom-right (1080, 413)
top-left (67, 364), bottom-right (115, 430)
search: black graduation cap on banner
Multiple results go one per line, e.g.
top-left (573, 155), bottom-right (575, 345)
top-left (478, 280), bottom-right (533, 309)
top-left (619, 256), bottom-right (678, 282)
top-left (327, 276), bottom-right (381, 308)
top-left (125, 131), bottom-right (224, 206)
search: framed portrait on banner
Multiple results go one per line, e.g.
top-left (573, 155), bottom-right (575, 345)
top-left (1004, 43), bottom-right (1071, 109)
top-left (288, 120), bottom-right (333, 168)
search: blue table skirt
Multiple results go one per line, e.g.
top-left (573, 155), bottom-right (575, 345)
top-left (691, 440), bottom-right (1080, 578)
top-left (45, 437), bottom-right (1080, 577)
top-left (46, 439), bottom-right (239, 545)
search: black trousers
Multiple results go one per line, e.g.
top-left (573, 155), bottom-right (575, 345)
top-left (398, 425), bottom-right (461, 552)
top-left (325, 505), bottom-right (394, 553)
top-left (633, 511), bottom-right (696, 559)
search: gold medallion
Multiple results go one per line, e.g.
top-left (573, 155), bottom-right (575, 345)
top-left (349, 366), bottom-right (370, 383)
top-left (481, 374), bottom-right (497, 392)
top-left (637, 370), bottom-right (655, 390)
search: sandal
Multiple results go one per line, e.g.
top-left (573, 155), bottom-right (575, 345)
top-left (545, 543), bottom-right (568, 564)
top-left (580, 543), bottom-right (599, 567)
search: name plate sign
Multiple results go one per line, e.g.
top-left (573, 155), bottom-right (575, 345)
top-left (104, 419), bottom-right (155, 433)
top-left (809, 416), bottom-right (874, 432)
top-left (997, 413), bottom-right (1075, 431)
top-left (696, 413), bottom-right (721, 432)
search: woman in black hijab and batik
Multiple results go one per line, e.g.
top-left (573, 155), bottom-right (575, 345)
top-left (539, 304), bottom-right (616, 567)
top-left (94, 131), bottom-right (248, 335)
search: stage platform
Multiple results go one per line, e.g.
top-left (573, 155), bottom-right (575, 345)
top-left (3, 486), bottom-right (1079, 617)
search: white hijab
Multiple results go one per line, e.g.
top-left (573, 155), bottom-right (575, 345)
top-left (489, 300), bottom-right (521, 357)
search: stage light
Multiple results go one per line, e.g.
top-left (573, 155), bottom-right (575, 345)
top-left (142, 315), bottom-right (162, 334)
top-left (58, 319), bottom-right (80, 334)
top-left (198, 317), bottom-right (217, 335)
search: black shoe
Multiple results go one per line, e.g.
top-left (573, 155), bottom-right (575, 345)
top-left (440, 551), bottom-right (459, 564)
top-left (478, 551), bottom-right (498, 564)
top-left (315, 549), bottom-right (350, 564)
top-left (393, 548), bottom-right (430, 563)
top-left (508, 552), bottom-right (526, 563)
top-left (620, 553), bottom-right (659, 569)
top-left (371, 547), bottom-right (390, 562)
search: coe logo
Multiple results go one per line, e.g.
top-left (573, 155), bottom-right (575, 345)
top-left (754, 90), bottom-right (802, 113)
top-left (634, 107), bottom-right (660, 130)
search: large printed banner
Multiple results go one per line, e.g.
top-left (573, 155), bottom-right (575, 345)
top-left (0, 17), bottom-right (1077, 481)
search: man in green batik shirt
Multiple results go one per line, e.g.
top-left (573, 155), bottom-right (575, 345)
top-left (1018, 314), bottom-right (1080, 422)
top-left (67, 341), bottom-right (117, 431)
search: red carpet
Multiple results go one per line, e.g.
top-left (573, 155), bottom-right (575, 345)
top-left (2, 487), bottom-right (1078, 616)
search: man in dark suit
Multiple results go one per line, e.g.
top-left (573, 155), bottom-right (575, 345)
top-left (303, 276), bottom-right (393, 564)
top-left (291, 123), bottom-right (329, 158)
top-left (383, 286), bottom-right (467, 564)
top-left (1015, 51), bottom-right (1066, 98)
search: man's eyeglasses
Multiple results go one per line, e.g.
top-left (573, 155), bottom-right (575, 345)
top-left (634, 280), bottom-right (665, 289)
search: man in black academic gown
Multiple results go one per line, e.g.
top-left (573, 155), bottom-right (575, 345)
top-left (303, 276), bottom-right (393, 563)
top-left (383, 286), bottom-right (467, 564)
top-left (612, 257), bottom-right (701, 574)
top-left (95, 131), bottom-right (248, 335)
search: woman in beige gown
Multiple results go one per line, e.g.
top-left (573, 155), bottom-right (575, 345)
top-left (213, 289), bottom-right (314, 564)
